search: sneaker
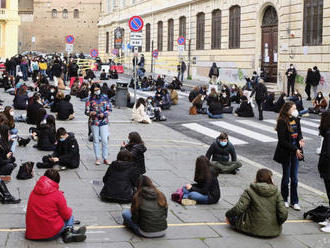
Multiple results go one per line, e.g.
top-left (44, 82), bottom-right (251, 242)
top-left (291, 204), bottom-right (301, 211)
top-left (181, 199), bottom-right (196, 206)
top-left (95, 160), bottom-right (101, 165)
top-left (62, 227), bottom-right (87, 243)
top-left (318, 219), bottom-right (329, 227)
top-left (60, 166), bottom-right (67, 171)
top-left (284, 202), bottom-right (289, 208)
top-left (321, 224), bottom-right (330, 233)
top-left (103, 160), bottom-right (110, 165)
top-left (301, 113), bottom-right (310, 117)
top-left (1, 195), bottom-right (21, 204)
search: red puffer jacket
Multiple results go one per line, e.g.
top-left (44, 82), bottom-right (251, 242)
top-left (25, 176), bottom-right (72, 240)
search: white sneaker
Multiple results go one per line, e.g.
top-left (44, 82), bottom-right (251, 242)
top-left (284, 202), bottom-right (289, 208)
top-left (291, 204), bottom-right (301, 211)
top-left (316, 147), bottom-right (322, 155)
top-left (321, 224), bottom-right (330, 233)
top-left (319, 219), bottom-right (329, 227)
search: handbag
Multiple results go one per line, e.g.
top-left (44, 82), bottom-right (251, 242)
top-left (189, 106), bottom-right (197, 115)
top-left (171, 187), bottom-right (184, 204)
top-left (16, 162), bottom-right (34, 180)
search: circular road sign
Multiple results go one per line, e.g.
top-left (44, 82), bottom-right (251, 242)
top-left (129, 16), bottom-right (144, 32)
top-left (90, 49), bottom-right (99, 58)
top-left (65, 35), bottom-right (75, 44)
top-left (177, 36), bottom-right (186, 45)
top-left (152, 50), bottom-right (159, 58)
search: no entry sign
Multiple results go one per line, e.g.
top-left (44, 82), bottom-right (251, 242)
top-left (152, 50), bottom-right (159, 58)
top-left (65, 35), bottom-right (75, 44)
top-left (177, 36), bottom-right (185, 45)
top-left (129, 16), bottom-right (144, 32)
top-left (90, 49), bottom-right (99, 58)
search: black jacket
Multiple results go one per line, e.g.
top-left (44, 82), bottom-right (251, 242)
top-left (209, 66), bottom-right (219, 78)
top-left (190, 169), bottom-right (220, 204)
top-left (27, 102), bottom-right (43, 125)
top-left (53, 133), bottom-right (80, 169)
top-left (206, 140), bottom-right (237, 162)
top-left (263, 95), bottom-right (275, 111)
top-left (52, 63), bottom-right (62, 77)
top-left (208, 101), bottom-right (223, 115)
top-left (123, 143), bottom-right (147, 175)
top-left (56, 100), bottom-right (74, 120)
top-left (13, 94), bottom-right (29, 110)
top-left (312, 70), bottom-right (321, 86)
top-left (273, 97), bottom-right (285, 113)
top-left (255, 83), bottom-right (268, 103)
top-left (0, 139), bottom-right (15, 172)
top-left (273, 118), bottom-right (303, 164)
top-left (318, 130), bottom-right (330, 180)
top-left (36, 124), bottom-right (56, 151)
top-left (100, 161), bottom-right (138, 203)
top-left (286, 68), bottom-right (297, 83)
top-left (235, 101), bottom-right (254, 117)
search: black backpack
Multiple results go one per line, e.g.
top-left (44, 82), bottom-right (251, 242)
top-left (303, 205), bottom-right (330, 222)
top-left (16, 161), bottom-right (34, 180)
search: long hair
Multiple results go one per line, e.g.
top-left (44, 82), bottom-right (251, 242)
top-left (0, 125), bottom-right (10, 148)
top-left (36, 108), bottom-right (47, 129)
top-left (194, 156), bottom-right (212, 183)
top-left (131, 176), bottom-right (167, 214)
top-left (276, 101), bottom-right (295, 131)
top-left (46, 115), bottom-right (56, 131)
top-left (319, 111), bottom-right (330, 137)
top-left (136, 98), bottom-right (146, 109)
top-left (128, 132), bottom-right (144, 145)
top-left (256, 168), bottom-right (274, 185)
top-left (3, 106), bottom-right (14, 129)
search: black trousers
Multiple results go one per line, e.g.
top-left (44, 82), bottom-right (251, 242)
top-left (287, 80), bottom-right (295, 96)
top-left (324, 179), bottom-right (330, 206)
top-left (256, 100), bottom-right (263, 120)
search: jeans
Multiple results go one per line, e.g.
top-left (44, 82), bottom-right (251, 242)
top-left (281, 154), bottom-right (299, 205)
top-left (312, 85), bottom-right (318, 99)
top-left (256, 100), bottom-right (263, 120)
top-left (45, 215), bottom-right (74, 240)
top-left (91, 125), bottom-right (109, 160)
top-left (122, 209), bottom-right (142, 236)
top-left (211, 160), bottom-right (242, 174)
top-left (177, 72), bottom-right (184, 82)
top-left (299, 109), bottom-right (308, 115)
top-left (182, 187), bottom-right (209, 204)
top-left (207, 110), bottom-right (223, 119)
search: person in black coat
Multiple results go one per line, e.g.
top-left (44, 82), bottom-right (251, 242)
top-left (0, 125), bottom-right (16, 176)
top-left (273, 93), bottom-right (286, 113)
top-left (273, 102), bottom-right (304, 210)
top-left (56, 95), bottom-right (74, 120)
top-left (100, 150), bottom-right (138, 203)
top-left (209, 63), bottom-right (219, 84)
top-left (121, 132), bottom-right (147, 176)
top-left (285, 64), bottom-right (297, 96)
top-left (254, 82), bottom-right (268, 120)
top-left (234, 96), bottom-right (254, 117)
top-left (305, 68), bottom-right (313, 101)
top-left (100, 69), bottom-right (107, 80)
top-left (263, 92), bottom-right (275, 111)
top-left (206, 89), bottom-right (223, 119)
top-left (181, 156), bottom-right (220, 205)
top-left (34, 115), bottom-right (56, 151)
top-left (13, 87), bottom-right (29, 110)
top-left (26, 94), bottom-right (43, 125)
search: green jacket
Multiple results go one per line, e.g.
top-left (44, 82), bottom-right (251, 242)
top-left (226, 183), bottom-right (288, 237)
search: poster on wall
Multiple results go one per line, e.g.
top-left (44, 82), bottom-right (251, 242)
top-left (114, 27), bottom-right (124, 49)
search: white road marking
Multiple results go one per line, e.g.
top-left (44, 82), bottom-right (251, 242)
top-left (300, 120), bottom-right (320, 128)
top-left (264, 119), bottom-right (319, 136)
top-left (236, 120), bottom-right (277, 134)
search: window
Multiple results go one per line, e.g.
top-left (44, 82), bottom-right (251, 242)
top-left (157, 21), bottom-right (163, 51)
top-left (229, 5), bottom-right (241, 49)
top-left (106, 32), bottom-right (109, 53)
top-left (196, 12), bottom-right (205, 50)
top-left (0, 0), bottom-right (6, 8)
top-left (303, 0), bottom-right (323, 46)
top-left (211, 9), bottom-right (221, 49)
top-left (62, 9), bottom-right (68, 18)
top-left (74, 9), bottom-right (79, 18)
top-left (52, 9), bottom-right (57, 18)
top-left (145, 23), bottom-right (151, 52)
top-left (179, 16), bottom-right (186, 39)
top-left (168, 19), bottom-right (174, 51)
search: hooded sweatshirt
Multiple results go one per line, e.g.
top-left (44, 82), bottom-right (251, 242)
top-left (26, 176), bottom-right (72, 240)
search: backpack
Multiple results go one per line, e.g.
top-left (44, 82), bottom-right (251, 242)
top-left (171, 187), bottom-right (184, 204)
top-left (16, 162), bottom-right (34, 180)
top-left (303, 205), bottom-right (330, 222)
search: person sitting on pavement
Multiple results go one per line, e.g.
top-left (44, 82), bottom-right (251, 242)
top-left (76, 82), bottom-right (89, 102)
top-left (37, 128), bottom-right (80, 170)
top-left (170, 76), bottom-right (183, 90)
top-left (225, 168), bottom-right (288, 238)
top-left (100, 150), bottom-right (138, 203)
top-left (56, 95), bottom-right (74, 120)
top-left (155, 75), bottom-right (165, 88)
top-left (229, 84), bottom-right (242, 104)
top-left (32, 115), bottom-right (56, 151)
top-left (132, 98), bottom-right (151, 124)
top-left (70, 78), bottom-right (80, 96)
top-left (273, 92), bottom-right (286, 113)
top-left (145, 97), bottom-right (166, 122)
top-left (0, 125), bottom-right (17, 180)
top-left (0, 177), bottom-right (20, 204)
top-left (109, 69), bottom-right (118, 79)
top-left (288, 90), bottom-right (308, 117)
top-left (25, 169), bottom-right (87, 243)
top-left (234, 95), bottom-right (254, 117)
top-left (158, 88), bottom-right (171, 110)
top-left (13, 86), bottom-right (29, 110)
top-left (141, 77), bottom-right (151, 91)
top-left (206, 132), bottom-right (242, 174)
top-left (220, 90), bottom-right (233, 113)
top-left (309, 92), bottom-right (328, 114)
top-left (206, 88), bottom-right (223, 119)
top-left (122, 175), bottom-right (168, 238)
top-left (181, 156), bottom-right (220, 206)
top-left (100, 69), bottom-right (107, 80)
top-left (52, 91), bottom-right (65, 113)
top-left (154, 86), bottom-right (165, 106)
top-left (101, 82), bottom-right (110, 95)
top-left (263, 92), bottom-right (275, 111)
top-left (121, 132), bottom-right (147, 176)
top-left (26, 93), bottom-right (43, 125)
top-left (169, 86), bottom-right (178, 105)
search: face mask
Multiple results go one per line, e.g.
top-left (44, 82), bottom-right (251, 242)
top-left (41, 119), bottom-right (47, 124)
top-left (291, 110), bottom-right (299, 118)
top-left (147, 99), bottom-right (152, 103)
top-left (294, 91), bottom-right (298, 95)
top-left (60, 137), bottom-right (66, 142)
top-left (223, 94), bottom-right (227, 98)
top-left (50, 89), bottom-right (55, 93)
top-left (290, 66), bottom-right (293, 69)
top-left (219, 141), bottom-right (227, 147)
top-left (232, 86), bottom-right (236, 89)
top-left (318, 94), bottom-right (322, 98)
top-left (9, 111), bottom-right (14, 117)
top-left (95, 90), bottom-right (101, 95)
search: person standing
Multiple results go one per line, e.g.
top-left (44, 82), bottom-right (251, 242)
top-left (177, 59), bottom-right (186, 82)
top-left (285, 64), bottom-right (297, 96)
top-left (209, 63), bottom-right (219, 84)
top-left (312, 66), bottom-right (321, 99)
top-left (138, 54), bottom-right (145, 69)
top-left (317, 111), bottom-right (330, 232)
top-left (85, 83), bottom-right (112, 165)
top-left (305, 68), bottom-right (313, 100)
top-left (273, 102), bottom-right (305, 211)
top-left (254, 81), bottom-right (268, 120)
top-left (52, 59), bottom-right (62, 87)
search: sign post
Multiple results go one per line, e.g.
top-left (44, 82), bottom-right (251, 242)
top-left (65, 35), bottom-right (75, 44)
top-left (177, 36), bottom-right (186, 81)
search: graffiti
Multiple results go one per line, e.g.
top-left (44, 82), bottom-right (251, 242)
top-left (295, 74), bottom-right (305, 84)
top-left (238, 68), bottom-right (244, 80)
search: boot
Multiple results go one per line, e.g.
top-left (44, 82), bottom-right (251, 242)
top-left (18, 137), bottom-right (31, 147)
top-left (62, 226), bottom-right (87, 243)
top-left (0, 180), bottom-right (21, 204)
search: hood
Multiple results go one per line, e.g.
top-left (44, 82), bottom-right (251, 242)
top-left (60, 132), bottom-right (75, 142)
top-left (33, 176), bottom-right (59, 195)
top-left (133, 143), bottom-right (147, 153)
top-left (111, 161), bottom-right (136, 171)
top-left (141, 186), bottom-right (157, 200)
top-left (250, 183), bottom-right (278, 197)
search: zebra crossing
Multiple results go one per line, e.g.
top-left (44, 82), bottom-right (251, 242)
top-left (129, 88), bottom-right (189, 100)
top-left (182, 118), bottom-right (321, 146)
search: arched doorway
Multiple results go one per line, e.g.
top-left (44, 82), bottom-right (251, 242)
top-left (261, 6), bottom-right (278, 83)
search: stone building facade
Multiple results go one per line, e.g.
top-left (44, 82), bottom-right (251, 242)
top-left (98, 0), bottom-right (330, 93)
top-left (18, 0), bottom-right (102, 54)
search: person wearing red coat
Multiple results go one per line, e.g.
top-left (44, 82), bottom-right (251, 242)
top-left (25, 169), bottom-right (86, 243)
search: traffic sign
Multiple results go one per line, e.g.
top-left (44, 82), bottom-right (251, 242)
top-left (177, 36), bottom-right (185, 45)
top-left (90, 49), bottom-right (99, 58)
top-left (178, 45), bottom-right (185, 54)
top-left (65, 35), bottom-right (75, 44)
top-left (152, 50), bottom-right (159, 58)
top-left (129, 16), bottom-right (144, 32)
top-left (130, 40), bottom-right (142, 47)
top-left (130, 32), bottom-right (143, 39)
top-left (66, 44), bottom-right (73, 53)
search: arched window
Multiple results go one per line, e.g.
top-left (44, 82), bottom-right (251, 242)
top-left (145, 23), bottom-right (151, 52)
top-left (51, 9), bottom-right (57, 18)
top-left (229, 5), bottom-right (240, 49)
top-left (62, 9), bottom-right (68, 18)
top-left (106, 31), bottom-right (109, 53)
top-left (179, 16), bottom-right (186, 39)
top-left (157, 21), bottom-right (163, 51)
top-left (211, 9), bottom-right (221, 49)
top-left (74, 9), bottom-right (79, 18)
top-left (168, 19), bottom-right (174, 51)
top-left (196, 12), bottom-right (205, 50)
top-left (303, 0), bottom-right (323, 46)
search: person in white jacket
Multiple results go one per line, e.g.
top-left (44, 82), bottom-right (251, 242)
top-left (132, 98), bottom-right (151, 124)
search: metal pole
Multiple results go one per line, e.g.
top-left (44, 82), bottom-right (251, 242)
top-left (151, 40), bottom-right (154, 73)
top-left (134, 55), bottom-right (137, 103)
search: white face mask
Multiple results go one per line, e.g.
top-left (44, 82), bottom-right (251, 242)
top-left (41, 119), bottom-right (47, 124)
top-left (291, 110), bottom-right (299, 118)
top-left (95, 90), bottom-right (101, 95)
top-left (318, 94), bottom-right (322, 98)
top-left (50, 89), bottom-right (55, 93)
top-left (290, 66), bottom-right (294, 69)
top-left (9, 111), bottom-right (14, 117)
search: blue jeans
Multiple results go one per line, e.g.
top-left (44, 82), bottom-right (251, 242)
top-left (122, 209), bottom-right (142, 236)
top-left (207, 110), bottom-right (224, 119)
top-left (44, 215), bottom-right (74, 241)
top-left (182, 187), bottom-right (209, 204)
top-left (91, 125), bottom-right (109, 160)
top-left (281, 155), bottom-right (299, 205)
top-left (81, 97), bottom-right (89, 102)
top-left (299, 109), bottom-right (308, 115)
